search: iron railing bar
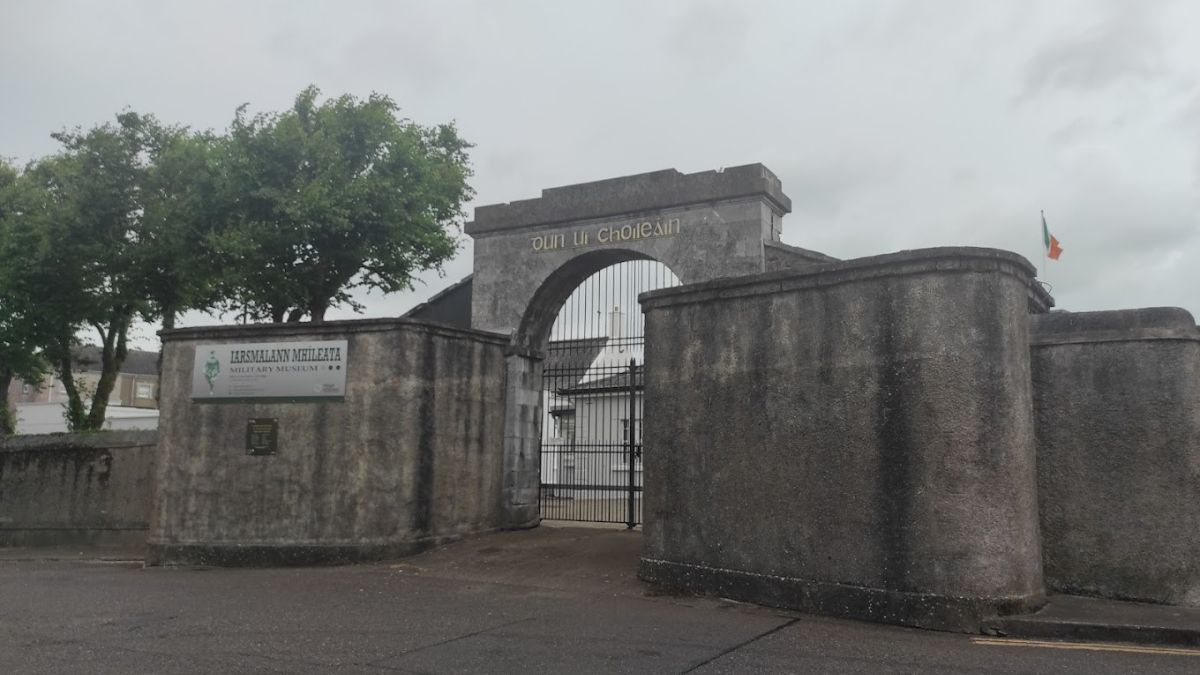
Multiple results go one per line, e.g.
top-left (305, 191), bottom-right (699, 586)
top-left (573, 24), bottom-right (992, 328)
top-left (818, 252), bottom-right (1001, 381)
top-left (541, 484), bottom-right (643, 492)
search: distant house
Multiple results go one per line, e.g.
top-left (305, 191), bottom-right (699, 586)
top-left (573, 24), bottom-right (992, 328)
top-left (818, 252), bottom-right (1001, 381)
top-left (540, 337), bottom-right (607, 491)
top-left (4, 346), bottom-right (161, 434)
top-left (541, 309), bottom-right (644, 496)
top-left (401, 288), bottom-right (646, 498)
top-left (552, 366), bottom-right (644, 490)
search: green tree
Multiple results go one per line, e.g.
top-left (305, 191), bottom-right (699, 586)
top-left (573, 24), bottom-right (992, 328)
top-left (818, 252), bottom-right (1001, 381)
top-left (136, 127), bottom-right (227, 333)
top-left (218, 86), bottom-right (473, 322)
top-left (11, 113), bottom-right (230, 430)
top-left (26, 118), bottom-right (145, 430)
top-left (132, 126), bottom-right (229, 392)
top-left (0, 161), bottom-right (52, 435)
top-left (3, 116), bottom-right (227, 432)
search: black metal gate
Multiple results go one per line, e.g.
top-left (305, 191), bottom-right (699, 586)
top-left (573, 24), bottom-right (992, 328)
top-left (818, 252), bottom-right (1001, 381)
top-left (538, 261), bottom-right (677, 527)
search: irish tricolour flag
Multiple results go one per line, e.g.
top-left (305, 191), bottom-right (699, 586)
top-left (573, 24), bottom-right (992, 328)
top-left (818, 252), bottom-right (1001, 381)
top-left (1042, 211), bottom-right (1063, 261)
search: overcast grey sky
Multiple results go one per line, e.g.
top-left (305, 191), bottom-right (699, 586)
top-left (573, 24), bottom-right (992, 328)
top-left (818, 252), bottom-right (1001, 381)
top-left (3, 0), bottom-right (1198, 347)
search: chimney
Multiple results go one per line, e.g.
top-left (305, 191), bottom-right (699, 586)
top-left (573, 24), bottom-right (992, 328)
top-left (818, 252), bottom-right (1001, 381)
top-left (608, 305), bottom-right (624, 340)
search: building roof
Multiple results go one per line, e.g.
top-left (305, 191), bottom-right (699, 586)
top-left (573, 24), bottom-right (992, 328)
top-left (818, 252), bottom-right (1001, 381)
top-left (557, 366), bottom-right (643, 396)
top-left (401, 274), bottom-right (473, 328)
top-left (72, 346), bottom-right (160, 376)
top-left (544, 337), bottom-right (608, 373)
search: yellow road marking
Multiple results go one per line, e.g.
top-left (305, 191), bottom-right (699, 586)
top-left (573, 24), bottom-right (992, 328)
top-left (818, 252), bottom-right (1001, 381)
top-left (971, 637), bottom-right (1200, 657)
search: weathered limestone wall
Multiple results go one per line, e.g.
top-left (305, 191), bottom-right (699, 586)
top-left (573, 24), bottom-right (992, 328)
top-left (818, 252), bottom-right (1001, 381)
top-left (1031, 308), bottom-right (1200, 606)
top-left (0, 430), bottom-right (157, 547)
top-left (500, 354), bottom-right (543, 529)
top-left (639, 247), bottom-right (1052, 632)
top-left (148, 319), bottom-right (508, 566)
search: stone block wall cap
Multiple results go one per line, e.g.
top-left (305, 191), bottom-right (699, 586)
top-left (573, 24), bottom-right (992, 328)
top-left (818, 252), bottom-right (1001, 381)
top-left (1032, 307), bottom-right (1197, 335)
top-left (1, 429), bottom-right (158, 453)
top-left (160, 316), bottom-right (508, 345)
top-left (1030, 307), bottom-right (1200, 345)
top-left (466, 163), bottom-right (791, 235)
top-left (640, 246), bottom-right (1049, 309)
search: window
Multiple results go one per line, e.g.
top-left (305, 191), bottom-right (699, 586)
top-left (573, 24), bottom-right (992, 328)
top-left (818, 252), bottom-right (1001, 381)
top-left (558, 416), bottom-right (575, 442)
top-left (620, 418), bottom-right (642, 444)
top-left (135, 382), bottom-right (154, 400)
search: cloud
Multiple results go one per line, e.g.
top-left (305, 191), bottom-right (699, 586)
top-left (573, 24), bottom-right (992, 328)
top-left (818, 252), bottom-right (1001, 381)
top-left (783, 155), bottom-right (904, 220)
top-left (1022, 1), bottom-right (1166, 97)
top-left (663, 1), bottom-right (750, 72)
top-left (3, 0), bottom-right (1200, 349)
top-left (1169, 92), bottom-right (1200, 186)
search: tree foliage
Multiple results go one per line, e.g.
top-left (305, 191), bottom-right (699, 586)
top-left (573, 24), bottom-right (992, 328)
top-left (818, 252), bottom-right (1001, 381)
top-left (135, 126), bottom-right (226, 331)
top-left (219, 86), bottom-right (472, 321)
top-left (0, 86), bottom-right (474, 434)
top-left (0, 161), bottom-right (52, 435)
top-left (5, 114), bottom-right (225, 430)
top-left (20, 114), bottom-right (155, 430)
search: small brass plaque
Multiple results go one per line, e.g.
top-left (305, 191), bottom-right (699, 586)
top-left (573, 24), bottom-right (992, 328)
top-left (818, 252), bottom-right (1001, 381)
top-left (246, 418), bottom-right (279, 456)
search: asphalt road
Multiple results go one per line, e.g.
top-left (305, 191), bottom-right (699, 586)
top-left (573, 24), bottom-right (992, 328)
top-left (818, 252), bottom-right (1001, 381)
top-left (1, 526), bottom-right (1197, 674)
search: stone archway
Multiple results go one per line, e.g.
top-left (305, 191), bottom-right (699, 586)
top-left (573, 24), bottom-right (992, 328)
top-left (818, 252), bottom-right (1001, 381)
top-left (517, 248), bottom-right (653, 355)
top-left (468, 164), bottom-right (793, 345)
top-left (531, 256), bottom-right (681, 527)
top-left (464, 164), bottom-right (796, 527)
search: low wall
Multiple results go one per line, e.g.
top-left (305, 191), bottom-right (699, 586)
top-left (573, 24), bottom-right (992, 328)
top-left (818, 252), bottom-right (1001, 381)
top-left (1032, 308), bottom-right (1200, 606)
top-left (638, 247), bottom-right (1051, 632)
top-left (148, 318), bottom-right (508, 566)
top-left (0, 430), bottom-right (157, 547)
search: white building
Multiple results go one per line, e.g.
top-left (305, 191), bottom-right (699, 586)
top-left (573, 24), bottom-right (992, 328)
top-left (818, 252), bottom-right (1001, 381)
top-left (541, 308), bottom-right (644, 498)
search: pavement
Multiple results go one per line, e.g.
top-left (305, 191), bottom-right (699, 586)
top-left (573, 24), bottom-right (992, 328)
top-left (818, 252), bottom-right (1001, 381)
top-left (2, 525), bottom-right (1200, 673)
top-left (985, 593), bottom-right (1200, 647)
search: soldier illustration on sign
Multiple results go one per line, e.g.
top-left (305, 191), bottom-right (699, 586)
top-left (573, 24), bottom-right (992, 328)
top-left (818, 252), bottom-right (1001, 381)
top-left (203, 351), bottom-right (220, 394)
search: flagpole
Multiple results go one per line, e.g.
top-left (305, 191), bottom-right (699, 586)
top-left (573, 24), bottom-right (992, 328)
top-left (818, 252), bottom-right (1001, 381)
top-left (1040, 209), bottom-right (1048, 289)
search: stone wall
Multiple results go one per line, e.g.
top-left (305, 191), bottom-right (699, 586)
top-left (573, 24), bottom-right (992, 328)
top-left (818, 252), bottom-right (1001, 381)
top-left (148, 318), bottom-right (508, 566)
top-left (638, 247), bottom-right (1052, 632)
top-left (0, 430), bottom-right (157, 547)
top-left (1031, 308), bottom-right (1200, 606)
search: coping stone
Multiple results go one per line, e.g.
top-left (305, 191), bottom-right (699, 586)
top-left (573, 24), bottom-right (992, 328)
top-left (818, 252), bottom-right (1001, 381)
top-left (467, 163), bottom-right (791, 234)
top-left (639, 246), bottom-right (1053, 312)
top-left (159, 317), bottom-right (508, 345)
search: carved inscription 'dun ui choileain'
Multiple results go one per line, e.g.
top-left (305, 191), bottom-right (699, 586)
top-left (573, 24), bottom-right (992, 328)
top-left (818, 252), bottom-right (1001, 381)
top-left (531, 217), bottom-right (681, 252)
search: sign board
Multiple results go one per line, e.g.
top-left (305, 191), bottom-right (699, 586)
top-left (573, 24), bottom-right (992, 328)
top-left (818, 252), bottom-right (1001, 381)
top-left (192, 340), bottom-right (348, 401)
top-left (246, 418), bottom-right (278, 456)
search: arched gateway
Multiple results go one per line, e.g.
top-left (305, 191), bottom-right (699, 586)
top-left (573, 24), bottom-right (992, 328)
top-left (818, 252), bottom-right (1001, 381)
top-left (149, 160), bottom-right (1200, 633)
top-left (468, 163), bottom-right (795, 345)
top-left (454, 164), bottom-right (832, 527)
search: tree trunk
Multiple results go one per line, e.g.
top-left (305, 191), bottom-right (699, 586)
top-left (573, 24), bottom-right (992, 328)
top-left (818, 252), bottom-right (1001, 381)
top-left (86, 313), bottom-right (131, 431)
top-left (309, 300), bottom-right (327, 323)
top-left (0, 367), bottom-right (15, 437)
top-left (58, 354), bottom-right (87, 432)
top-left (286, 308), bottom-right (305, 323)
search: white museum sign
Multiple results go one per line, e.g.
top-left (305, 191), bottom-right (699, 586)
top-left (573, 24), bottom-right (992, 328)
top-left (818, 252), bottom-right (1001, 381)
top-left (191, 340), bottom-right (348, 401)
